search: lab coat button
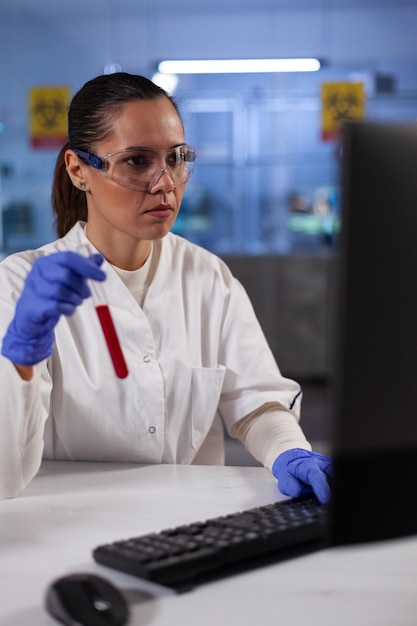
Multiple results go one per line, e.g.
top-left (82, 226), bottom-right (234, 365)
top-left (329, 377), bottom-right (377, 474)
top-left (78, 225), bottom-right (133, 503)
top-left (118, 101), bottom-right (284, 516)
top-left (148, 426), bottom-right (156, 434)
top-left (143, 355), bottom-right (151, 363)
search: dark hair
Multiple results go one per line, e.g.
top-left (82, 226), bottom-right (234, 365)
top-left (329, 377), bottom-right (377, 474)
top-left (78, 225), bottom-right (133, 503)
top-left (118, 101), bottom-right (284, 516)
top-left (51, 72), bottom-right (181, 237)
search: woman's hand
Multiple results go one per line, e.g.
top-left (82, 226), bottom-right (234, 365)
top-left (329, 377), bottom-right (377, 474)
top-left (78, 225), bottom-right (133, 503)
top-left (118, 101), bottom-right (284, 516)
top-left (272, 448), bottom-right (332, 504)
top-left (1, 251), bottom-right (105, 366)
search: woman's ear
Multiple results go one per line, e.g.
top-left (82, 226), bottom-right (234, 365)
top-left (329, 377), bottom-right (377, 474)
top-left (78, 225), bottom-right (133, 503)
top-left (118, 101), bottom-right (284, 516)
top-left (65, 149), bottom-right (88, 191)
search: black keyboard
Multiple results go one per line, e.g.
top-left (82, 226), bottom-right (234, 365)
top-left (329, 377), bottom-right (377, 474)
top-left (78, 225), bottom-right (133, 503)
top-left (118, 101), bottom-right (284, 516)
top-left (93, 495), bottom-right (328, 591)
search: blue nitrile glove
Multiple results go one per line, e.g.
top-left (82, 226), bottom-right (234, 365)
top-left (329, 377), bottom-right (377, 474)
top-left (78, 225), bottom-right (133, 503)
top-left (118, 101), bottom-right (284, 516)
top-left (1, 251), bottom-right (106, 366)
top-left (272, 448), bottom-right (332, 504)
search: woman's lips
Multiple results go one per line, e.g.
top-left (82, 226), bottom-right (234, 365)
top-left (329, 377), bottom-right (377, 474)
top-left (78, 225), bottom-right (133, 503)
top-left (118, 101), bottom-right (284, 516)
top-left (145, 204), bottom-right (174, 218)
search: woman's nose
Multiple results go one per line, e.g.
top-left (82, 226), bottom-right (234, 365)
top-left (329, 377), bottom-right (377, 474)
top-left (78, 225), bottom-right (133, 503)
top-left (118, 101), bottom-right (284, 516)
top-left (147, 166), bottom-right (175, 192)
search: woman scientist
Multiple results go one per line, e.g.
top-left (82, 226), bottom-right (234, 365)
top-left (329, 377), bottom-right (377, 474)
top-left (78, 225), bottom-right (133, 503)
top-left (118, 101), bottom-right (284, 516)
top-left (0, 72), bottom-right (331, 500)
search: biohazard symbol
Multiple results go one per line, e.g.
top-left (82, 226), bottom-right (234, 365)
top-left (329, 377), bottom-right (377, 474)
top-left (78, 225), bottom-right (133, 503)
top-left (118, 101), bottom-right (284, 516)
top-left (321, 82), bottom-right (365, 141)
top-left (32, 97), bottom-right (66, 131)
top-left (325, 86), bottom-right (363, 124)
top-left (29, 86), bottom-right (69, 148)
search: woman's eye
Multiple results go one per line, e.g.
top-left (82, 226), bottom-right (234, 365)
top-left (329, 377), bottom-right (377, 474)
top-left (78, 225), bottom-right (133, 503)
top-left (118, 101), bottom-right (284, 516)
top-left (125, 155), bottom-right (152, 167)
top-left (167, 152), bottom-right (185, 165)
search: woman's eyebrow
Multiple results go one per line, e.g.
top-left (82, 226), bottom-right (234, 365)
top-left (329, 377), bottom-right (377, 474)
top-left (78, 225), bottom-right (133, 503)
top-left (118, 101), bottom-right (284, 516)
top-left (122, 143), bottom-right (187, 151)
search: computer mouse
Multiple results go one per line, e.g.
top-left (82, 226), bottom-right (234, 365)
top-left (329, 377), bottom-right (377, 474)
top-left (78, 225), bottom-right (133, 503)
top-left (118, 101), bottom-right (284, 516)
top-left (44, 573), bottom-right (129, 625)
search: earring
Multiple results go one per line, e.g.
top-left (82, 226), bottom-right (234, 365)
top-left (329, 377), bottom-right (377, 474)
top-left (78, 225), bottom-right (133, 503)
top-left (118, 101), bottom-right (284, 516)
top-left (78, 182), bottom-right (86, 190)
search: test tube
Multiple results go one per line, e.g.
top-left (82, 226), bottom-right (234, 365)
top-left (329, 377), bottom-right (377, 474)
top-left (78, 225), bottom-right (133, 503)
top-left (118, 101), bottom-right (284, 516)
top-left (81, 245), bottom-right (129, 379)
top-left (95, 303), bottom-right (129, 379)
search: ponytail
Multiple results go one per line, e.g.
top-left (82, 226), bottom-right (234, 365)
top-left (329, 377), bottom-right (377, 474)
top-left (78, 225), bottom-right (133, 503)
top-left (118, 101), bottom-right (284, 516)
top-left (51, 142), bottom-right (87, 238)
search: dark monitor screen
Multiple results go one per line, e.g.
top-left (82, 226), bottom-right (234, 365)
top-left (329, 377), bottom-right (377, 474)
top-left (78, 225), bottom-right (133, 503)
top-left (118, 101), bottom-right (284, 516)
top-left (329, 121), bottom-right (417, 545)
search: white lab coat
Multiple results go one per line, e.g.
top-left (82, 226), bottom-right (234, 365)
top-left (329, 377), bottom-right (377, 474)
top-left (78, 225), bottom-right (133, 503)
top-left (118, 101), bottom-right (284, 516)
top-left (0, 222), bottom-right (304, 497)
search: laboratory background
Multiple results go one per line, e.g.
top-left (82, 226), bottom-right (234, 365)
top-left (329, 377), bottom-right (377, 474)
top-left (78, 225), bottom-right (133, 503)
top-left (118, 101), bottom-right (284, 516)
top-left (1, 0), bottom-right (416, 457)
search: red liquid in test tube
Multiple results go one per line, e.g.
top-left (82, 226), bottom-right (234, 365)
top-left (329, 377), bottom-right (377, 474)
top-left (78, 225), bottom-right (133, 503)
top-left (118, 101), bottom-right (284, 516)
top-left (95, 304), bottom-right (129, 379)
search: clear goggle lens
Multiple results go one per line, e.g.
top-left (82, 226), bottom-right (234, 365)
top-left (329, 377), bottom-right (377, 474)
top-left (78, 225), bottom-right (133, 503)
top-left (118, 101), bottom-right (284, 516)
top-left (74, 145), bottom-right (196, 191)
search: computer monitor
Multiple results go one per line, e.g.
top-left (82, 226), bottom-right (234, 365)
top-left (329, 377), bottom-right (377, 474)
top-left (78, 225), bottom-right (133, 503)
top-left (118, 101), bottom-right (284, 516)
top-left (330, 120), bottom-right (417, 545)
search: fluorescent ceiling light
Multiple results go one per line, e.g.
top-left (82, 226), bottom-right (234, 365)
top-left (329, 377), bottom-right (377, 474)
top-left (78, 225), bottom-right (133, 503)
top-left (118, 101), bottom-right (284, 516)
top-left (151, 72), bottom-right (179, 95)
top-left (158, 58), bottom-right (321, 74)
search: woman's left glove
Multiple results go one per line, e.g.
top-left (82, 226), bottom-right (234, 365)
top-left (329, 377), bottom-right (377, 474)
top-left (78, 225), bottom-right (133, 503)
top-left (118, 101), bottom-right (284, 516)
top-left (272, 448), bottom-right (332, 504)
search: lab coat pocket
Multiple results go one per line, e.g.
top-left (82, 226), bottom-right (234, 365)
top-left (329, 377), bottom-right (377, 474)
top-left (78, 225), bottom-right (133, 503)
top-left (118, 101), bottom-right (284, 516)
top-left (191, 366), bottom-right (226, 450)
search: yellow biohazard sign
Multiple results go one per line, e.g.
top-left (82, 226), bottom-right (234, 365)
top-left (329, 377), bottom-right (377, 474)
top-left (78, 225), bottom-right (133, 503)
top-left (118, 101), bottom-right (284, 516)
top-left (321, 82), bottom-right (366, 141)
top-left (29, 86), bottom-right (70, 149)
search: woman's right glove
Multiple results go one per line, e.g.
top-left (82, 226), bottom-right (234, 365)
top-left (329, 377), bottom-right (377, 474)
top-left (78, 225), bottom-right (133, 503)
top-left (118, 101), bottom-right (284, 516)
top-left (1, 251), bottom-right (106, 366)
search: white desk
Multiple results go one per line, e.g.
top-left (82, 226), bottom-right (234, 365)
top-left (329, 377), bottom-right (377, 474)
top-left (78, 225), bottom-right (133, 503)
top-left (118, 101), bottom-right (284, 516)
top-left (1, 462), bottom-right (417, 626)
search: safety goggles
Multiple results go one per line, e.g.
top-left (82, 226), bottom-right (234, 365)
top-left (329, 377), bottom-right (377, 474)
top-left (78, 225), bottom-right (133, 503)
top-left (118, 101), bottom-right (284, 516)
top-left (74, 144), bottom-right (196, 192)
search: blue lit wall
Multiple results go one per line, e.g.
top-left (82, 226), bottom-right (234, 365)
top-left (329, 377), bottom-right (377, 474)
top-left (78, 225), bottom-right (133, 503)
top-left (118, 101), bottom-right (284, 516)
top-left (0, 2), bottom-right (416, 254)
